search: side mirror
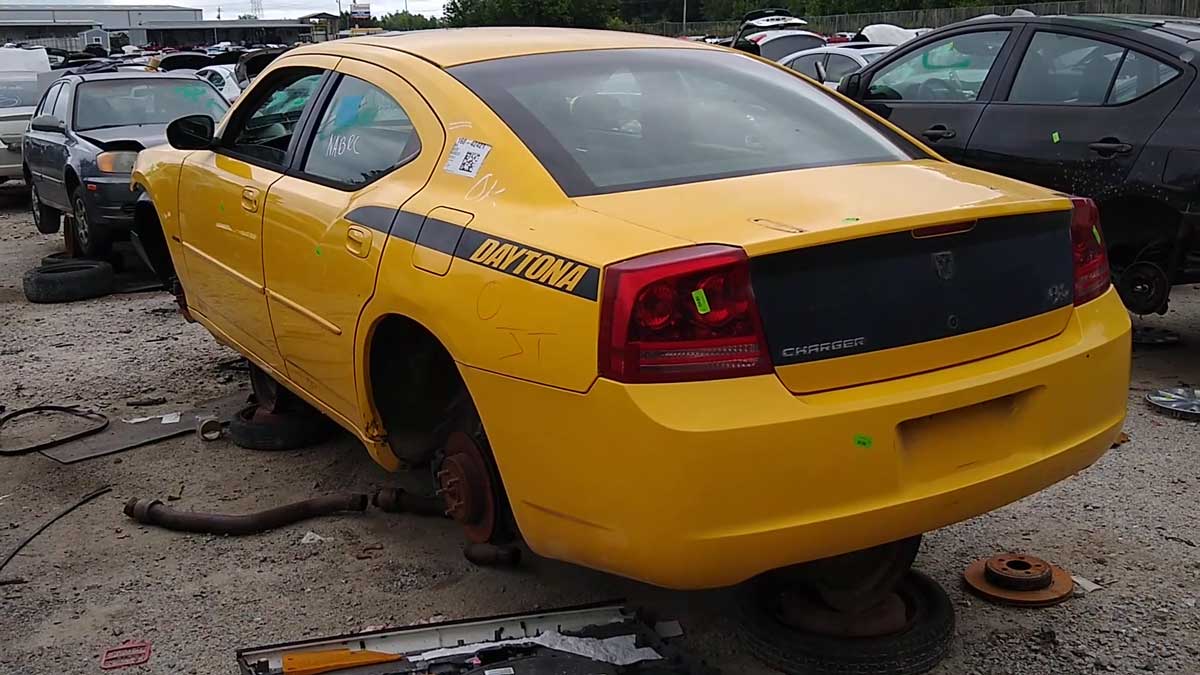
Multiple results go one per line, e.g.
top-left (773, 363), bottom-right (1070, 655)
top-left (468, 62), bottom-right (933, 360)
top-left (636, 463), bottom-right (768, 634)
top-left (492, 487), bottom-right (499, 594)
top-left (838, 72), bottom-right (862, 98)
top-left (814, 60), bottom-right (828, 83)
top-left (30, 115), bottom-right (65, 133)
top-left (166, 114), bottom-right (215, 150)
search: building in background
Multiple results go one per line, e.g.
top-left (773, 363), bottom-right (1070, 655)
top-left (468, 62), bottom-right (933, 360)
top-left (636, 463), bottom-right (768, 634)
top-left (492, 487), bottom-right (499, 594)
top-left (299, 11), bottom-right (339, 41)
top-left (143, 19), bottom-right (313, 46)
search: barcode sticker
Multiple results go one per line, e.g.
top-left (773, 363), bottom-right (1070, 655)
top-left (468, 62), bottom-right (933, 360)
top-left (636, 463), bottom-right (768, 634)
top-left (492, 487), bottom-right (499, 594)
top-left (444, 138), bottom-right (492, 178)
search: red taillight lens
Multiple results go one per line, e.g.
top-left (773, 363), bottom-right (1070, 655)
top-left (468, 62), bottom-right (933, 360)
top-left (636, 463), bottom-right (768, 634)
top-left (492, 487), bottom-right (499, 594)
top-left (1069, 196), bottom-right (1110, 306)
top-left (598, 245), bottom-right (772, 383)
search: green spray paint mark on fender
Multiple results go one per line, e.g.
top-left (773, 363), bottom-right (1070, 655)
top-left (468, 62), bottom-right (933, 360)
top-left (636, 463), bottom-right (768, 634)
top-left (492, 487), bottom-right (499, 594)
top-left (854, 434), bottom-right (873, 448)
top-left (691, 289), bottom-right (710, 314)
top-left (1051, 131), bottom-right (1061, 144)
top-left (315, 246), bottom-right (323, 257)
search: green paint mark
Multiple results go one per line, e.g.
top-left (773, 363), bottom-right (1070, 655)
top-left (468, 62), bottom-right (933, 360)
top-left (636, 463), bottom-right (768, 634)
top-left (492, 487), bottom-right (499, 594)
top-left (218, 202), bottom-right (225, 213)
top-left (1051, 131), bottom-right (1061, 144)
top-left (1092, 225), bottom-right (1102, 246)
top-left (841, 217), bottom-right (860, 224)
top-left (691, 288), bottom-right (711, 315)
top-left (315, 246), bottom-right (323, 257)
top-left (853, 434), bottom-right (873, 448)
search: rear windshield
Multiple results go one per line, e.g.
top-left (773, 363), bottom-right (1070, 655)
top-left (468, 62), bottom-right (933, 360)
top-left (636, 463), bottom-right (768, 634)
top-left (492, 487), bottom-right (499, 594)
top-left (74, 78), bottom-right (228, 131)
top-left (0, 74), bottom-right (41, 109)
top-left (451, 48), bottom-right (918, 196)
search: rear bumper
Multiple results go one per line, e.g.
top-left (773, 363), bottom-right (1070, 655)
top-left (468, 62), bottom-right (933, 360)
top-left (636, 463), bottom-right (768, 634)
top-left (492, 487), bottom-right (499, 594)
top-left (81, 175), bottom-right (138, 228)
top-left (462, 288), bottom-right (1131, 589)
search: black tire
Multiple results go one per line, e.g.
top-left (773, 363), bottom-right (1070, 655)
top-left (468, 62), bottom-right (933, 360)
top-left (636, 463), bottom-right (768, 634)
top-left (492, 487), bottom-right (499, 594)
top-left (227, 404), bottom-right (335, 451)
top-left (738, 570), bottom-right (954, 675)
top-left (41, 251), bottom-right (73, 267)
top-left (70, 186), bottom-right (111, 258)
top-left (31, 181), bottom-right (61, 235)
top-left (22, 261), bottom-right (115, 304)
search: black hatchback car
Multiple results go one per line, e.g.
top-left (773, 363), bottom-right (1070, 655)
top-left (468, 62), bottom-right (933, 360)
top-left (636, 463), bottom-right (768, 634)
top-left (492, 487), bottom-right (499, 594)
top-left (838, 15), bottom-right (1200, 314)
top-left (23, 71), bottom-right (228, 257)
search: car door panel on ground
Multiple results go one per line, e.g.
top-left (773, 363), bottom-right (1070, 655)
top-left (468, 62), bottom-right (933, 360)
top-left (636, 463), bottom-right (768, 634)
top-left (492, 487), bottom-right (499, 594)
top-left (177, 56), bottom-right (337, 373)
top-left (964, 26), bottom-right (1191, 200)
top-left (859, 26), bottom-right (1023, 161)
top-left (262, 58), bottom-right (445, 421)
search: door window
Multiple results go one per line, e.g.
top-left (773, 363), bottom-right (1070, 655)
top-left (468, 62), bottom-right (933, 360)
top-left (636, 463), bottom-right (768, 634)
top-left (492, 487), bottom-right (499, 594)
top-left (1009, 32), bottom-right (1124, 105)
top-left (867, 30), bottom-right (1010, 102)
top-left (301, 74), bottom-right (420, 188)
top-left (51, 84), bottom-right (72, 122)
top-left (788, 54), bottom-right (824, 79)
top-left (1108, 50), bottom-right (1179, 104)
top-left (825, 54), bottom-right (861, 82)
top-left (225, 68), bottom-right (324, 166)
top-left (37, 84), bottom-right (62, 117)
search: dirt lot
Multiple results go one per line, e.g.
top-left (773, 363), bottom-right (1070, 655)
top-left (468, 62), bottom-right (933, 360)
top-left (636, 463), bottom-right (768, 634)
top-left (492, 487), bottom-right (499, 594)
top-left (0, 187), bottom-right (1198, 675)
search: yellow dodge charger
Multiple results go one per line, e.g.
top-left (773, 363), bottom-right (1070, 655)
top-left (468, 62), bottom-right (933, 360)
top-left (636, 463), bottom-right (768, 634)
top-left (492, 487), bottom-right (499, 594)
top-left (131, 28), bottom-right (1130, 589)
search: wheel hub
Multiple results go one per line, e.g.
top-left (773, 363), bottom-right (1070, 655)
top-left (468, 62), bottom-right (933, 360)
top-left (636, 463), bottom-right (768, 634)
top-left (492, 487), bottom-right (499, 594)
top-left (1117, 261), bottom-right (1169, 315)
top-left (437, 431), bottom-right (497, 543)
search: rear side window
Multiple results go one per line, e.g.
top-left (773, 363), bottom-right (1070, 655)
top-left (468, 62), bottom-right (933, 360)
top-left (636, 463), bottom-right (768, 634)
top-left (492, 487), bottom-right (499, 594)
top-left (1008, 32), bottom-right (1123, 105)
top-left (302, 74), bottom-right (420, 188)
top-left (452, 49), bottom-right (918, 197)
top-left (1108, 50), bottom-right (1179, 104)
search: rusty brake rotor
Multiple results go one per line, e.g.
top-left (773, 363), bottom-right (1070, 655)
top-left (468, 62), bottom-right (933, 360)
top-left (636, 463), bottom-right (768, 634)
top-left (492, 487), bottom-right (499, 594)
top-left (437, 431), bottom-right (498, 544)
top-left (963, 553), bottom-right (1073, 607)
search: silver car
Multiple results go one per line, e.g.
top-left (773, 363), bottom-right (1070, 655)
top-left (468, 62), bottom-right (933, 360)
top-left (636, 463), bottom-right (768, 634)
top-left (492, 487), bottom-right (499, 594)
top-left (779, 44), bottom-right (895, 88)
top-left (0, 70), bottom-right (42, 187)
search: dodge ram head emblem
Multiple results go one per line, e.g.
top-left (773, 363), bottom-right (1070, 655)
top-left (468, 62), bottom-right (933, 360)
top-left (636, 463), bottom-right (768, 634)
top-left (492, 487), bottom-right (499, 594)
top-left (932, 251), bottom-right (956, 281)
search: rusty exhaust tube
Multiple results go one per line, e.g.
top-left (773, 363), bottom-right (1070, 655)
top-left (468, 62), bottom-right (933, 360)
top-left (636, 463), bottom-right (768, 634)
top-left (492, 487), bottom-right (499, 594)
top-left (123, 494), bottom-right (369, 535)
top-left (372, 488), bottom-right (446, 517)
top-left (463, 542), bottom-right (522, 567)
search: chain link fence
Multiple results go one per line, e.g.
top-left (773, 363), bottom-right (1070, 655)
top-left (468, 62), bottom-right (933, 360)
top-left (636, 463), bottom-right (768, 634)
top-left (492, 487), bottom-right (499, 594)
top-left (626, 0), bottom-right (1200, 36)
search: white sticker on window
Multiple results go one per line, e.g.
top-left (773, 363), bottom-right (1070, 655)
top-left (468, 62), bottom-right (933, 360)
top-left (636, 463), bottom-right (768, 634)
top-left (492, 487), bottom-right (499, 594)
top-left (483, 669), bottom-right (515, 675)
top-left (444, 138), bottom-right (492, 178)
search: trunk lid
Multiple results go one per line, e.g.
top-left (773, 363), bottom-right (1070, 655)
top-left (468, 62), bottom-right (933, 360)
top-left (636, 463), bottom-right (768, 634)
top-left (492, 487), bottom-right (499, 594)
top-left (576, 160), bottom-right (1077, 392)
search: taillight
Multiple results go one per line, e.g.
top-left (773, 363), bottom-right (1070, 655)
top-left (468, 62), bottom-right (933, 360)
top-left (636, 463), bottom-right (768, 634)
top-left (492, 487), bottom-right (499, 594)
top-left (1069, 196), bottom-right (1110, 305)
top-left (598, 245), bottom-right (772, 383)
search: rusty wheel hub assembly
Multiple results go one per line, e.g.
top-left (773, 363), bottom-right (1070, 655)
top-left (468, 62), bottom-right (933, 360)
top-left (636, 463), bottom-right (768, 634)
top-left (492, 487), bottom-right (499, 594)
top-left (437, 431), bottom-right (497, 543)
top-left (963, 553), bottom-right (1073, 607)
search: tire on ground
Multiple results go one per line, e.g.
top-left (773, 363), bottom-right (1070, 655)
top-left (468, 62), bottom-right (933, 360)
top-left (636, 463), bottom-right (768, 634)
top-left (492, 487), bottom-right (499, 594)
top-left (22, 261), bottom-right (115, 304)
top-left (738, 569), bottom-right (954, 675)
top-left (227, 404), bottom-right (336, 451)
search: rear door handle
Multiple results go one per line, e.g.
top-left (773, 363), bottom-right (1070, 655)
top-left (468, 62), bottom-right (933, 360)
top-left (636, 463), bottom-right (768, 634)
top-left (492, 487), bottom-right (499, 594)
top-left (346, 225), bottom-right (371, 258)
top-left (1088, 140), bottom-right (1132, 156)
top-left (240, 186), bottom-right (260, 213)
top-left (921, 125), bottom-right (956, 141)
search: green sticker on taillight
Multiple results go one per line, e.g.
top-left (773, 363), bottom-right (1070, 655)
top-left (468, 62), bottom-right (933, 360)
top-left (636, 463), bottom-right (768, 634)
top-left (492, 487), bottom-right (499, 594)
top-left (691, 288), bottom-right (711, 314)
top-left (1092, 225), bottom-right (1102, 245)
top-left (854, 434), bottom-right (873, 448)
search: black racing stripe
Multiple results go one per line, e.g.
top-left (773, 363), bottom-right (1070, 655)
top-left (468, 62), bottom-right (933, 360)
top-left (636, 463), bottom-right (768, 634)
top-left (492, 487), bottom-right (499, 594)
top-left (345, 205), bottom-right (397, 235)
top-left (417, 217), bottom-right (464, 256)
top-left (390, 210), bottom-right (425, 242)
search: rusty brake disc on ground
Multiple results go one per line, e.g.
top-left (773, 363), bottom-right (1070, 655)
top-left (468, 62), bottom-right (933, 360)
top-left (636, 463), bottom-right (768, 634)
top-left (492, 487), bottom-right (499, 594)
top-left (437, 431), bottom-right (498, 543)
top-left (963, 553), bottom-right (1074, 607)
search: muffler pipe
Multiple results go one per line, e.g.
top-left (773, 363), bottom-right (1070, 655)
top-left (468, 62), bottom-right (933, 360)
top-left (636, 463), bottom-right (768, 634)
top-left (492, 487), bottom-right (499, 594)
top-left (123, 493), bottom-right (369, 535)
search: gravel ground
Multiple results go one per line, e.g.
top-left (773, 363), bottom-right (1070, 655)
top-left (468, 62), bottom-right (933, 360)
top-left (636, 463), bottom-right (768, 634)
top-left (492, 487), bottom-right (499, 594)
top-left (0, 187), bottom-right (1198, 675)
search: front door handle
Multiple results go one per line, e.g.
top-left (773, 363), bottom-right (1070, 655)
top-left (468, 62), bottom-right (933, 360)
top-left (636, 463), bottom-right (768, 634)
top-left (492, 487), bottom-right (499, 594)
top-left (240, 186), bottom-right (260, 213)
top-left (921, 124), bottom-right (957, 141)
top-left (346, 225), bottom-right (371, 258)
top-left (1088, 140), bottom-right (1133, 156)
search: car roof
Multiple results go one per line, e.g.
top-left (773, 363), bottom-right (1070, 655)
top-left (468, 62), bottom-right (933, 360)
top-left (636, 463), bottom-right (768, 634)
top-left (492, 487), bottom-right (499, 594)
top-left (69, 71), bottom-right (202, 82)
top-left (780, 44), bottom-right (892, 62)
top-left (342, 27), bottom-right (710, 67)
top-left (950, 14), bottom-right (1200, 53)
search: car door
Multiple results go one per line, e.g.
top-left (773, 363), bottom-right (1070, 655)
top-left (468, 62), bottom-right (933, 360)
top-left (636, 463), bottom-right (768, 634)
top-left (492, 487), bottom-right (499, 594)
top-left (964, 26), bottom-right (1191, 199)
top-left (854, 26), bottom-right (1022, 160)
top-left (43, 79), bottom-right (75, 207)
top-left (177, 57), bottom-right (335, 374)
top-left (23, 82), bottom-right (62, 201)
top-left (261, 58), bottom-right (445, 420)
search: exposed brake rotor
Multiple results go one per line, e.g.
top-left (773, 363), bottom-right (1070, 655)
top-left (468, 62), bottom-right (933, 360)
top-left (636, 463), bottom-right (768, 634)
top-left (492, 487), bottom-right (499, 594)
top-left (963, 553), bottom-right (1073, 607)
top-left (1117, 261), bottom-right (1170, 315)
top-left (437, 431), bottom-right (498, 543)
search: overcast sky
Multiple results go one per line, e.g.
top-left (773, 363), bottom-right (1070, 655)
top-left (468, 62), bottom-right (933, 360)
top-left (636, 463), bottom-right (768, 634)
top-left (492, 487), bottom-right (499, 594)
top-left (9, 0), bottom-right (445, 19)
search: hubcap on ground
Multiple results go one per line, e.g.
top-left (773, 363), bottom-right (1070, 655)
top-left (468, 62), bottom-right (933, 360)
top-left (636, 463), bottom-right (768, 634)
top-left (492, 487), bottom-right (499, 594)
top-left (437, 431), bottom-right (498, 543)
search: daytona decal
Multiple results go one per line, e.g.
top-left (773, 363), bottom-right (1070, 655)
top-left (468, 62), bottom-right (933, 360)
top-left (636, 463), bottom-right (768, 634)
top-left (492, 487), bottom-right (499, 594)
top-left (455, 229), bottom-right (599, 300)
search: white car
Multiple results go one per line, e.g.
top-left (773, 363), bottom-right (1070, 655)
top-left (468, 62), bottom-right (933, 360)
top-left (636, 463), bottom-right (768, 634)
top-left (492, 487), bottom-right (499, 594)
top-left (779, 43), bottom-right (895, 87)
top-left (195, 64), bottom-right (241, 102)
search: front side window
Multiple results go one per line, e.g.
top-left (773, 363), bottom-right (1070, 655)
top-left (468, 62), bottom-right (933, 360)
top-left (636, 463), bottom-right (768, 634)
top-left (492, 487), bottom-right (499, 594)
top-left (867, 30), bottom-right (1010, 102)
top-left (452, 49), bottom-right (918, 197)
top-left (37, 83), bottom-right (62, 117)
top-left (52, 85), bottom-right (72, 121)
top-left (1108, 49), bottom-right (1179, 104)
top-left (1009, 32), bottom-right (1124, 105)
top-left (227, 69), bottom-right (323, 165)
top-left (825, 54), bottom-right (861, 82)
top-left (207, 71), bottom-right (226, 88)
top-left (788, 54), bottom-right (824, 79)
top-left (302, 74), bottom-right (420, 188)
top-left (73, 78), bottom-right (228, 131)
